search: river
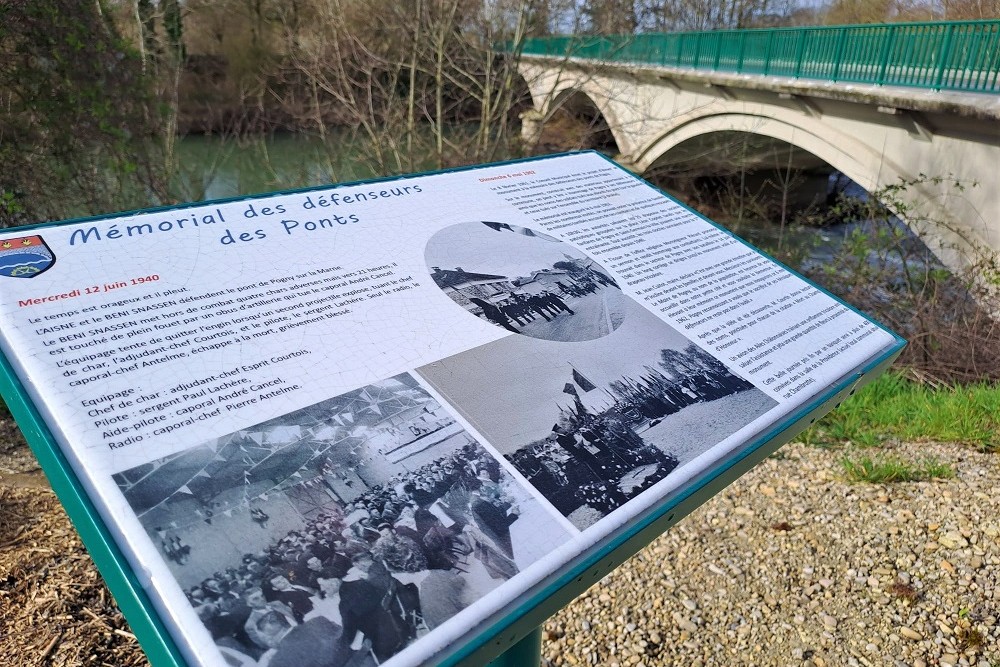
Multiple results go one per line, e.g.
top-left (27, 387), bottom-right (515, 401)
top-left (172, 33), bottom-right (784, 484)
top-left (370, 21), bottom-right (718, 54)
top-left (173, 133), bottom-right (377, 202)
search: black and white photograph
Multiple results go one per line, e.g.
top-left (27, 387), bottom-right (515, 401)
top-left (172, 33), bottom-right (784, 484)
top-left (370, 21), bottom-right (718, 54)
top-left (112, 374), bottom-right (572, 667)
top-left (426, 221), bottom-right (628, 342)
top-left (418, 302), bottom-right (778, 530)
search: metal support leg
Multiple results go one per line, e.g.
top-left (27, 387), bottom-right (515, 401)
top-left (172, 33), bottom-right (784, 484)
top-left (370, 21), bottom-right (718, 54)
top-left (486, 626), bottom-right (543, 667)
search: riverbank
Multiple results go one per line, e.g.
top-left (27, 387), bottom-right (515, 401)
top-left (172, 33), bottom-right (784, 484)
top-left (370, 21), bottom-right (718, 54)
top-left (2, 427), bottom-right (996, 666)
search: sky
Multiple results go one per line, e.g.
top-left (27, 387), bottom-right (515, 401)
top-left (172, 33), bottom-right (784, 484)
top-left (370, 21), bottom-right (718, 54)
top-left (425, 221), bottom-right (593, 279)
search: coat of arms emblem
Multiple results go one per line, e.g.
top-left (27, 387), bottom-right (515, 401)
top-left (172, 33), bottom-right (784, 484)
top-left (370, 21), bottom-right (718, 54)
top-left (0, 235), bottom-right (55, 278)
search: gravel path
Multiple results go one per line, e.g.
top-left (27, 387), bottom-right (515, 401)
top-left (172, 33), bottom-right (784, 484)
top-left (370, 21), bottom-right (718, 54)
top-left (2, 429), bottom-right (997, 666)
top-left (542, 441), bottom-right (999, 667)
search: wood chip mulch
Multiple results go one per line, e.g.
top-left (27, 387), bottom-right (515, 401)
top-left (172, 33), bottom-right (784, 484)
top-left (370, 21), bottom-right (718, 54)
top-left (0, 479), bottom-right (149, 666)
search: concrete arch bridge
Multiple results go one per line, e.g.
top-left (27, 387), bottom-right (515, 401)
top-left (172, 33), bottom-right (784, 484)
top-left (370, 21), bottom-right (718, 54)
top-left (517, 21), bottom-right (1000, 275)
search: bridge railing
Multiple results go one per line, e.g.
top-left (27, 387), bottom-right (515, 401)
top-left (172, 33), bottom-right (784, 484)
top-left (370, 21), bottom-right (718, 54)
top-left (518, 21), bottom-right (1000, 93)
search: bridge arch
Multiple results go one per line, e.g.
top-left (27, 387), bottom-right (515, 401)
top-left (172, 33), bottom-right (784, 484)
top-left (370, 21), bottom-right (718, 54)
top-left (549, 89), bottom-right (620, 152)
top-left (636, 111), bottom-right (897, 200)
top-left (527, 82), bottom-right (632, 155)
top-left (631, 109), bottom-right (986, 273)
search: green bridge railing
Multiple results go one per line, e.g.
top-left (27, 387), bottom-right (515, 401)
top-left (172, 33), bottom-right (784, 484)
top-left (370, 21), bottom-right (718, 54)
top-left (518, 20), bottom-right (1000, 93)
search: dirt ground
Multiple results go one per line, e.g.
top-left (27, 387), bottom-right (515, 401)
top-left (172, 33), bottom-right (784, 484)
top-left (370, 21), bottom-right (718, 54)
top-left (0, 422), bottom-right (149, 666)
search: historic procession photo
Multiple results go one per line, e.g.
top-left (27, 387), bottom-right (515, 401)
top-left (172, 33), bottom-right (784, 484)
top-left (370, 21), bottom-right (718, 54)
top-left (111, 374), bottom-right (571, 666)
top-left (418, 301), bottom-right (778, 530)
top-left (426, 221), bottom-right (628, 342)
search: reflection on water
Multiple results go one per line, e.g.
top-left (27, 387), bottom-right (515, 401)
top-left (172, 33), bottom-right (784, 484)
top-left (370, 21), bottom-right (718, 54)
top-left (173, 127), bottom-right (486, 202)
top-left (172, 133), bottom-right (378, 202)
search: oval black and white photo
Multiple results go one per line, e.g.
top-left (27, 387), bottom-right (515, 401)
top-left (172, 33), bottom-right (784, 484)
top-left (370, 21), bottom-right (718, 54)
top-left (425, 221), bottom-right (627, 342)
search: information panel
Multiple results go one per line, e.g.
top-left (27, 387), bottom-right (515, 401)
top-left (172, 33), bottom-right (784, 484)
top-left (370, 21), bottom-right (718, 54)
top-left (0, 152), bottom-right (903, 667)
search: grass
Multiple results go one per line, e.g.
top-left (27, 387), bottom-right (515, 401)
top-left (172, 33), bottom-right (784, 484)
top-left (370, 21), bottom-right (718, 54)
top-left (800, 371), bottom-right (1000, 451)
top-left (957, 626), bottom-right (985, 651)
top-left (840, 453), bottom-right (956, 483)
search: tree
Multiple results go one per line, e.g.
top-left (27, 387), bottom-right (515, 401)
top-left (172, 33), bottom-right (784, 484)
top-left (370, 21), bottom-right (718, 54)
top-left (0, 0), bottom-right (169, 226)
top-left (634, 0), bottom-right (798, 31)
top-left (940, 0), bottom-right (1000, 18)
top-left (809, 176), bottom-right (1000, 383)
top-left (265, 0), bottom-right (536, 175)
top-left (162, 0), bottom-right (185, 63)
top-left (582, 0), bottom-right (638, 33)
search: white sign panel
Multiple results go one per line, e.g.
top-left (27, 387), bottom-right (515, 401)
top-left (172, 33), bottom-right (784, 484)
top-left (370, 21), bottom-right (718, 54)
top-left (0, 153), bottom-right (900, 667)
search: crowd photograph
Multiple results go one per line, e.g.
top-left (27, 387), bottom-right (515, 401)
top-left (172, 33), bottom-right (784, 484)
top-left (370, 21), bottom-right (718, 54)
top-left (426, 221), bottom-right (628, 342)
top-left (419, 301), bottom-right (778, 529)
top-left (112, 374), bottom-right (571, 666)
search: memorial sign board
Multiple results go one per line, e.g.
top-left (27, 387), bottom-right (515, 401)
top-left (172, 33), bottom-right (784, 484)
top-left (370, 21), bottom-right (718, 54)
top-left (0, 152), bottom-right (903, 666)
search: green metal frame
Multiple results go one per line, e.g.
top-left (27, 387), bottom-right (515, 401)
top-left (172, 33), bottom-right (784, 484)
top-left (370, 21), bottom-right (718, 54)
top-left (517, 20), bottom-right (1000, 93)
top-left (486, 627), bottom-right (543, 667)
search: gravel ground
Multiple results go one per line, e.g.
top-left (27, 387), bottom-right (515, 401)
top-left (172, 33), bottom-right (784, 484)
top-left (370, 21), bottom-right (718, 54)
top-left (2, 425), bottom-right (997, 666)
top-left (541, 441), bottom-right (1000, 667)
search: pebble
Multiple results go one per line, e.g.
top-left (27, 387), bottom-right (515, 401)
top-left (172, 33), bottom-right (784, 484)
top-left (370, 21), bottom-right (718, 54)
top-left (938, 532), bottom-right (968, 548)
top-left (542, 442), bottom-right (1000, 667)
top-left (672, 612), bottom-right (698, 633)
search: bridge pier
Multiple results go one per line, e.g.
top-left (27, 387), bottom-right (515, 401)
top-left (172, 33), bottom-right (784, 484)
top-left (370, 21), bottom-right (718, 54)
top-left (519, 109), bottom-right (546, 149)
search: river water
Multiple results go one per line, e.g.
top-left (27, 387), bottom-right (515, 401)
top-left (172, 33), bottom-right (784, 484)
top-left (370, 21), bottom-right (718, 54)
top-left (173, 133), bottom-right (377, 202)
